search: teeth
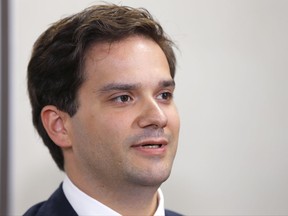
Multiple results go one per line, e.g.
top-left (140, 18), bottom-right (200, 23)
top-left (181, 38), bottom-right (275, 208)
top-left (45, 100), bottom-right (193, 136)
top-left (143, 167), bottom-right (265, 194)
top-left (142, 144), bottom-right (162, 149)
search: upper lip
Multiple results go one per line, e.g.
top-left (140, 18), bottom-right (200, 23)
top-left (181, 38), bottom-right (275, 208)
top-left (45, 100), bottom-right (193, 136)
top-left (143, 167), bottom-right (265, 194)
top-left (131, 138), bottom-right (168, 147)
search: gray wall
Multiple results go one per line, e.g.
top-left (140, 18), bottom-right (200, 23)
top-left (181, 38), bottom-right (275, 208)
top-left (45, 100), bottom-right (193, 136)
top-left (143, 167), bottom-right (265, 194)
top-left (9, 0), bottom-right (288, 215)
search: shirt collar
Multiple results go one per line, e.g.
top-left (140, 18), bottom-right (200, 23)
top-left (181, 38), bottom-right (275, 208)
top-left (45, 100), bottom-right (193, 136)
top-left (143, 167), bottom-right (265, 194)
top-left (62, 175), bottom-right (165, 216)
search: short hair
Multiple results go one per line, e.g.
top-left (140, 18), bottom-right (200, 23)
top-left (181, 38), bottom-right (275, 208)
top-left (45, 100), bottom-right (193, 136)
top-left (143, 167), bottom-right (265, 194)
top-left (27, 4), bottom-right (177, 170)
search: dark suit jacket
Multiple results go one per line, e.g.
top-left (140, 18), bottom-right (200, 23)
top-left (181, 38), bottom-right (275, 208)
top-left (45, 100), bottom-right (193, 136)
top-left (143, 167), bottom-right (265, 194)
top-left (23, 184), bottom-right (182, 216)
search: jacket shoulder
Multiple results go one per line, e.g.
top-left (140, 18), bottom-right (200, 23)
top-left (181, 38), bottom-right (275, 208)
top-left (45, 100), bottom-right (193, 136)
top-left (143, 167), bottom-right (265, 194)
top-left (165, 209), bottom-right (183, 216)
top-left (23, 184), bottom-right (77, 216)
top-left (23, 184), bottom-right (181, 216)
top-left (23, 202), bottom-right (45, 216)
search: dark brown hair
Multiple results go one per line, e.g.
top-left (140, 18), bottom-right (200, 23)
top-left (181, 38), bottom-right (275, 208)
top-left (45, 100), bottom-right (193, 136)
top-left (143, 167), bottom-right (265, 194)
top-left (28, 4), bottom-right (176, 170)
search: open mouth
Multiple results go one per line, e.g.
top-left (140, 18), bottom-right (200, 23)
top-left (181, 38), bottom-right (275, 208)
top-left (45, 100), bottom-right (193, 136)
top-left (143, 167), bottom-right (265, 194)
top-left (141, 144), bottom-right (163, 149)
top-left (131, 140), bottom-right (167, 155)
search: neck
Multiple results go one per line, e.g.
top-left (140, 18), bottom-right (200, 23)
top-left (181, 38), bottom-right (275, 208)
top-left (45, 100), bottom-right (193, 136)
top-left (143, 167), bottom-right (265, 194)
top-left (66, 172), bottom-right (160, 215)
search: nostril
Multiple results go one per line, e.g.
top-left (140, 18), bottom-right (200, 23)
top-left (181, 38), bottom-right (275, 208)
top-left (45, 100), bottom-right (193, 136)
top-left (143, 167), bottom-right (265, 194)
top-left (137, 100), bottom-right (168, 129)
top-left (152, 124), bottom-right (159, 129)
top-left (139, 114), bottom-right (167, 129)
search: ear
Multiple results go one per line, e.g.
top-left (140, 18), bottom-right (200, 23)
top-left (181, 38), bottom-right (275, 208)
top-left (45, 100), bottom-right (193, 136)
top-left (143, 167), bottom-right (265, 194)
top-left (41, 105), bottom-right (72, 148)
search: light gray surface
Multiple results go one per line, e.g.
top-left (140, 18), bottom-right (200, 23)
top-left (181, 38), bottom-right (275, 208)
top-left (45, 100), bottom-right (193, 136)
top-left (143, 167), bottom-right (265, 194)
top-left (9, 0), bottom-right (288, 215)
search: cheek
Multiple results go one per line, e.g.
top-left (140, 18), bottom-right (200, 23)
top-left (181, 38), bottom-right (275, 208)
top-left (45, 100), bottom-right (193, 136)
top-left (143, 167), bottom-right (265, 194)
top-left (70, 117), bottom-right (120, 164)
top-left (167, 106), bottom-right (180, 132)
top-left (91, 112), bottom-right (133, 144)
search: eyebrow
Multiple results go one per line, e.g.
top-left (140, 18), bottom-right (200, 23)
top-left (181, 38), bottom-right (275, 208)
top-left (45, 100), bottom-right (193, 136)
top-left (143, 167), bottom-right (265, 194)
top-left (160, 79), bottom-right (175, 88)
top-left (97, 83), bottom-right (141, 93)
top-left (97, 79), bottom-right (175, 93)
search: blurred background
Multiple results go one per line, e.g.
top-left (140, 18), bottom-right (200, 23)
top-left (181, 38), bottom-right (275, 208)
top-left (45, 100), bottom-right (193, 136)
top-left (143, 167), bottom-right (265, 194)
top-left (1, 0), bottom-right (288, 215)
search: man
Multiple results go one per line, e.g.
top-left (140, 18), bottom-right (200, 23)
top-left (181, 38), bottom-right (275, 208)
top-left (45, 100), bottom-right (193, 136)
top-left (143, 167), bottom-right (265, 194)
top-left (24, 4), bottom-right (181, 216)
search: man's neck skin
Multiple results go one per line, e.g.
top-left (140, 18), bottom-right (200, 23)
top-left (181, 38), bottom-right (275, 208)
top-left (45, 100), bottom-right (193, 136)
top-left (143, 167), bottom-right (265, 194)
top-left (65, 163), bottom-right (160, 216)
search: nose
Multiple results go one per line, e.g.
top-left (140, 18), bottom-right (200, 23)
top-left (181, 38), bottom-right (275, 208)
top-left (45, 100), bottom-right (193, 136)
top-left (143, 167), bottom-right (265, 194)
top-left (137, 98), bottom-right (168, 129)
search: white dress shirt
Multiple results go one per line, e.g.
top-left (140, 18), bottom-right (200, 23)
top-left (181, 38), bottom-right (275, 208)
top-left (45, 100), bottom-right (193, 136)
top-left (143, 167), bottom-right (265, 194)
top-left (62, 175), bottom-right (165, 216)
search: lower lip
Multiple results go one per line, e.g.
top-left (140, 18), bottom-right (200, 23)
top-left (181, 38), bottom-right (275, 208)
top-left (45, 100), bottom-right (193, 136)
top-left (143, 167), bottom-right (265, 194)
top-left (131, 145), bottom-right (167, 156)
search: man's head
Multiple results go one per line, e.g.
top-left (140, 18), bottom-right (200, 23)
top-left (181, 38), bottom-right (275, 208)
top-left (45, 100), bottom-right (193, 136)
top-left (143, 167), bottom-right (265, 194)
top-left (28, 4), bottom-right (178, 182)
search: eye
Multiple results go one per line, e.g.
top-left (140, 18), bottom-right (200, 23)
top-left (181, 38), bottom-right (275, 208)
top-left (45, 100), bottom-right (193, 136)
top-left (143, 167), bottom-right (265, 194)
top-left (157, 92), bottom-right (173, 101)
top-left (113, 95), bottom-right (133, 103)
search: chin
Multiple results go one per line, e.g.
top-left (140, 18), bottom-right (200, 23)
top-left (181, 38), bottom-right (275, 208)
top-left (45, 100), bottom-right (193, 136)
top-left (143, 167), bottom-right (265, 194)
top-left (131, 168), bottom-right (172, 187)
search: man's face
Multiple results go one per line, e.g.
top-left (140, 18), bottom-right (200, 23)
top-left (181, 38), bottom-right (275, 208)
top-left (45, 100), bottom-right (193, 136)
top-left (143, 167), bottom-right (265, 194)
top-left (67, 36), bottom-right (180, 188)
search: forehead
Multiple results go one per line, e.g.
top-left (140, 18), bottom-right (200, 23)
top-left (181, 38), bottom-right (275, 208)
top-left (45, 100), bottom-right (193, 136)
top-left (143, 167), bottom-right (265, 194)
top-left (84, 36), bottom-right (162, 63)
top-left (82, 36), bottom-right (171, 83)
